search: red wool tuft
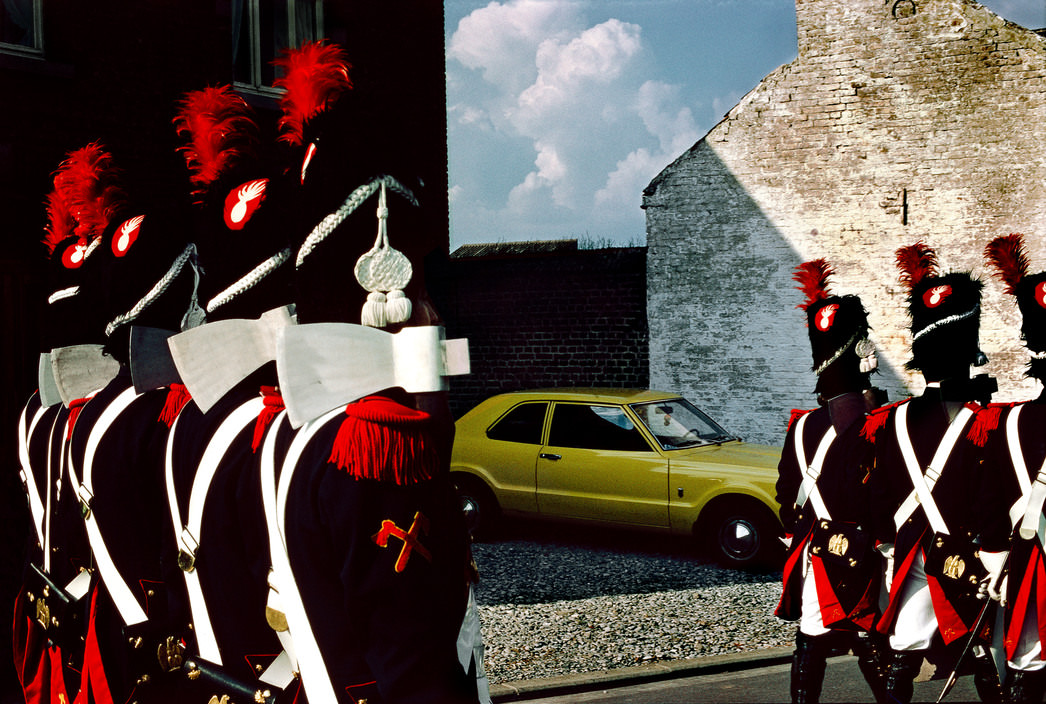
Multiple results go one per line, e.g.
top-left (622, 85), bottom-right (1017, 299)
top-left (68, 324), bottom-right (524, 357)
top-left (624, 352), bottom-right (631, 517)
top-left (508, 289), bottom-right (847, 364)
top-left (252, 386), bottom-right (285, 452)
top-left (51, 142), bottom-right (127, 244)
top-left (967, 403), bottom-right (1009, 447)
top-left (273, 40), bottom-right (352, 146)
top-left (984, 233), bottom-right (1029, 297)
top-left (159, 383), bottom-right (192, 427)
top-left (328, 396), bottom-right (439, 485)
top-left (895, 242), bottom-right (938, 293)
top-left (786, 408), bottom-right (812, 432)
top-left (173, 85), bottom-right (259, 201)
top-left (792, 259), bottom-right (833, 310)
top-left (860, 402), bottom-right (902, 443)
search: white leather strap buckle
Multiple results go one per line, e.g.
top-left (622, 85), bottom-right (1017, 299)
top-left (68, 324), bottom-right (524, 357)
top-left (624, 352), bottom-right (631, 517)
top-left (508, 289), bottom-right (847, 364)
top-left (77, 485), bottom-right (93, 520)
top-left (178, 529), bottom-right (199, 573)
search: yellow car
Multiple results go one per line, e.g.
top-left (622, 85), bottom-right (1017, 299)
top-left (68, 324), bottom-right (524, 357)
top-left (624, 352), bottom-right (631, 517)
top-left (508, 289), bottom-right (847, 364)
top-left (449, 389), bottom-right (784, 568)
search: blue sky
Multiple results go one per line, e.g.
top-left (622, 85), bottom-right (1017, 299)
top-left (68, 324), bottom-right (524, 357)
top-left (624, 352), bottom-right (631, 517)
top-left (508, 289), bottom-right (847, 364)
top-left (443, 0), bottom-right (1046, 250)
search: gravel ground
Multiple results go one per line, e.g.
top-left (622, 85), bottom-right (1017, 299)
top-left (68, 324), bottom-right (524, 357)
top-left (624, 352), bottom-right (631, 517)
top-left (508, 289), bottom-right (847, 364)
top-left (470, 521), bottom-right (794, 685)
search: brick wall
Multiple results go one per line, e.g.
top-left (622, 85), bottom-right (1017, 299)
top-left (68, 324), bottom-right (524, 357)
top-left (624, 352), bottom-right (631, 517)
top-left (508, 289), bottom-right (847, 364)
top-left (644, 0), bottom-right (1046, 446)
top-left (427, 245), bottom-right (649, 418)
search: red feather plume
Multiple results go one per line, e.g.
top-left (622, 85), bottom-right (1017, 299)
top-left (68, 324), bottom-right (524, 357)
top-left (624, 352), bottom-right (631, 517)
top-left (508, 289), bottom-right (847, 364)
top-left (984, 233), bottom-right (1029, 296)
top-left (173, 85), bottom-right (258, 200)
top-left (51, 142), bottom-right (127, 244)
top-left (42, 189), bottom-right (76, 255)
top-left (792, 258), bottom-right (833, 310)
top-left (895, 242), bottom-right (938, 293)
top-left (273, 40), bottom-right (352, 146)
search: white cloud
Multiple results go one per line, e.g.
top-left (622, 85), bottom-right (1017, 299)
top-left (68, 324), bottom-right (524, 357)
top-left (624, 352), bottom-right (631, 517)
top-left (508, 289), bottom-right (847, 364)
top-left (448, 0), bottom-right (584, 93)
top-left (447, 0), bottom-right (705, 246)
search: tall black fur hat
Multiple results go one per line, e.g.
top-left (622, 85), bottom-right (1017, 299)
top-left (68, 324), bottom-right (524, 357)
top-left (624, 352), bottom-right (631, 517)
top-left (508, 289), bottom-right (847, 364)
top-left (172, 84), bottom-right (293, 321)
top-left (274, 40), bottom-right (439, 328)
top-left (39, 143), bottom-right (127, 352)
top-left (896, 242), bottom-right (985, 380)
top-left (985, 232), bottom-right (1046, 381)
top-left (793, 259), bottom-right (876, 397)
top-left (88, 184), bottom-right (201, 365)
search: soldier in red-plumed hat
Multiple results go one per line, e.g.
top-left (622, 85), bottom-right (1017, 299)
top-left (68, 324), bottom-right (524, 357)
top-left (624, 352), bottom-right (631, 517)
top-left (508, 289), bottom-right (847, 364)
top-left (865, 243), bottom-right (1009, 703)
top-left (775, 258), bottom-right (888, 703)
top-left (982, 232), bottom-right (1046, 704)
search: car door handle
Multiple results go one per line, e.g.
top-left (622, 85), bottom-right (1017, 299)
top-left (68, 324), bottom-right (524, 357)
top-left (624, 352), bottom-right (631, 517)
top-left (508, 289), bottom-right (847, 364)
top-left (539, 453), bottom-right (562, 461)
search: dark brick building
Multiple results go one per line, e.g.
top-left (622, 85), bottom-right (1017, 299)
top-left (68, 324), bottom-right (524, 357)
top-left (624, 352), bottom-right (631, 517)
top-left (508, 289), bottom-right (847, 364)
top-left (429, 241), bottom-right (649, 418)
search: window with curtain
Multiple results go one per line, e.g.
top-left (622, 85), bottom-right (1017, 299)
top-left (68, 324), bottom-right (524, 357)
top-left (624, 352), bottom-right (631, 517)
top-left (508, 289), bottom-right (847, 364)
top-left (233, 0), bottom-right (324, 94)
top-left (0, 0), bottom-right (42, 55)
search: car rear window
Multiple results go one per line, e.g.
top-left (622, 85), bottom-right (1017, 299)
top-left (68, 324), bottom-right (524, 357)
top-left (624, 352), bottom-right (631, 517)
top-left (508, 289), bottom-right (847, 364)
top-left (487, 402), bottom-right (548, 444)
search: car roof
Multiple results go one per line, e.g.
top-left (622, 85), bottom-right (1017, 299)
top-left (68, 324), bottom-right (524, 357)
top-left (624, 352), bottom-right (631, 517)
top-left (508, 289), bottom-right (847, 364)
top-left (491, 388), bottom-right (683, 404)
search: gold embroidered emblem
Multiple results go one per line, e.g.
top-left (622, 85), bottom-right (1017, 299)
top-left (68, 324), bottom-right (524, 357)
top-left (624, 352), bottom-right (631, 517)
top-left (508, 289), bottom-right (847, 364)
top-left (372, 512), bottom-right (432, 573)
top-left (943, 554), bottom-right (966, 579)
top-left (35, 598), bottom-right (50, 630)
top-left (828, 533), bottom-right (849, 557)
top-left (207, 696), bottom-right (230, 704)
top-left (157, 636), bottom-right (185, 671)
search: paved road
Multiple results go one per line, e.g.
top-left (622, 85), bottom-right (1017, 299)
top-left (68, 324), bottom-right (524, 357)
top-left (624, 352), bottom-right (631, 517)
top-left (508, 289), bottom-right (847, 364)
top-left (492, 654), bottom-right (980, 703)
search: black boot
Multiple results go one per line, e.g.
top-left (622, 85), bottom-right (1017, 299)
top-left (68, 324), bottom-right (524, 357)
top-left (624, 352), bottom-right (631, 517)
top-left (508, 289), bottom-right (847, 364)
top-left (884, 649), bottom-right (924, 704)
top-left (852, 631), bottom-right (890, 703)
top-left (973, 646), bottom-right (1007, 704)
top-left (1010, 667), bottom-right (1046, 704)
top-left (791, 631), bottom-right (829, 704)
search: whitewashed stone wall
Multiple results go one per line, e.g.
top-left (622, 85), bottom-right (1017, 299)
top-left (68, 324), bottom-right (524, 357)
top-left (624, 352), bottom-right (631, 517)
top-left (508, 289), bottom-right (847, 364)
top-left (644, 0), bottom-right (1046, 446)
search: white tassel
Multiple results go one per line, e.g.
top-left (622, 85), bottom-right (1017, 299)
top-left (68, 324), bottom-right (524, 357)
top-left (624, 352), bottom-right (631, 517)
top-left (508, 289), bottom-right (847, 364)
top-left (361, 291), bottom-right (387, 328)
top-left (856, 338), bottom-right (877, 373)
top-left (385, 289), bottom-right (412, 324)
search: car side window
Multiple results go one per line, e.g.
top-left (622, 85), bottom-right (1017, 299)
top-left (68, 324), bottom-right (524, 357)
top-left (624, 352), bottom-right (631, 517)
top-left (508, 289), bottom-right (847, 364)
top-left (547, 404), bottom-right (652, 452)
top-left (486, 402), bottom-right (548, 444)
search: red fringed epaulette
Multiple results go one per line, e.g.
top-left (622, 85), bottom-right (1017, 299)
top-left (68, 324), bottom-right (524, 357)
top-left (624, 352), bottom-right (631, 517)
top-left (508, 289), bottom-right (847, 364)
top-left (159, 383), bottom-right (192, 427)
top-left (966, 402), bottom-right (1011, 448)
top-left (252, 386), bottom-right (285, 452)
top-left (328, 395), bottom-right (439, 485)
top-left (787, 408), bottom-right (813, 433)
top-left (860, 400), bottom-right (904, 443)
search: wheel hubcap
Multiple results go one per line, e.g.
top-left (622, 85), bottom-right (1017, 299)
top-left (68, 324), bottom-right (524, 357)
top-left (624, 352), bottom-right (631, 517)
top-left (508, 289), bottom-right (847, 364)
top-left (460, 495), bottom-right (480, 531)
top-left (720, 518), bottom-right (759, 561)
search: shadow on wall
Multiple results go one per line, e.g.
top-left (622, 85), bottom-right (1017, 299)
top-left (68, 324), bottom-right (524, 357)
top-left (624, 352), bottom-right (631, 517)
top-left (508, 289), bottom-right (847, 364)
top-left (644, 146), bottom-right (907, 447)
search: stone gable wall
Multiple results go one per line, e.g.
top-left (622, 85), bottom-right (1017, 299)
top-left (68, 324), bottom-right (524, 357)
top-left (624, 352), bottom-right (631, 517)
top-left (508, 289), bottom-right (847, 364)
top-left (644, 0), bottom-right (1046, 445)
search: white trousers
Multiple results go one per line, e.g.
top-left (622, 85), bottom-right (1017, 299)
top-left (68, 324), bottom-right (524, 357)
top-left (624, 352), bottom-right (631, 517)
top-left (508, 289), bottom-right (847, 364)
top-left (889, 550), bottom-right (937, 651)
top-left (799, 543), bottom-right (830, 637)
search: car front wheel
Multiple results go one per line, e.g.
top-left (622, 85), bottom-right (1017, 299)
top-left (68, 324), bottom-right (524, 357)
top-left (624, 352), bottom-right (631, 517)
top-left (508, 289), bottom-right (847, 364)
top-left (452, 475), bottom-right (500, 539)
top-left (704, 503), bottom-right (780, 570)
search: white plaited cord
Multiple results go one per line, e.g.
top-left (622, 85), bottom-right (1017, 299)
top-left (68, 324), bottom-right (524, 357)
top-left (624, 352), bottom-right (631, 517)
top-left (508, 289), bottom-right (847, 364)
top-left (105, 243), bottom-right (198, 336)
top-left (911, 305), bottom-right (979, 342)
top-left (205, 247), bottom-right (292, 314)
top-left (295, 175), bottom-right (418, 269)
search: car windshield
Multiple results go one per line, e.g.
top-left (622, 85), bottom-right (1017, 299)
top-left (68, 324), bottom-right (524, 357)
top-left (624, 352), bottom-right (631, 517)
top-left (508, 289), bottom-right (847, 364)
top-left (629, 398), bottom-right (737, 450)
